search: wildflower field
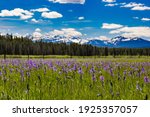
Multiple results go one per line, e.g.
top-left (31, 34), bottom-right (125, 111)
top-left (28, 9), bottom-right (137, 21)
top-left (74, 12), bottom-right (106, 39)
top-left (0, 58), bottom-right (150, 100)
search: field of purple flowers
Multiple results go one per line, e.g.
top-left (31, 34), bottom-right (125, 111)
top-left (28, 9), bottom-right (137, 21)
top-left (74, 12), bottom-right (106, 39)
top-left (0, 58), bottom-right (150, 100)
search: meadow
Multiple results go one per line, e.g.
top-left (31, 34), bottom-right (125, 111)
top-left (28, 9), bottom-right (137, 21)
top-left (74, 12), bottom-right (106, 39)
top-left (0, 57), bottom-right (150, 100)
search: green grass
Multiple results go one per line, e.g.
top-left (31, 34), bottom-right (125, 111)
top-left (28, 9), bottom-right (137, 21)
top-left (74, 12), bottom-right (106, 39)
top-left (0, 57), bottom-right (150, 100)
top-left (0, 54), bottom-right (150, 59)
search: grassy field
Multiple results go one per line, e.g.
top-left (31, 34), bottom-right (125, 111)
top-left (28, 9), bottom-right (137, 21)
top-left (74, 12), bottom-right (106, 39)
top-left (0, 57), bottom-right (150, 100)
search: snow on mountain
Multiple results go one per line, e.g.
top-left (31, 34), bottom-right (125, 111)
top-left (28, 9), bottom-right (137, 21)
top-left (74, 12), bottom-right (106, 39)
top-left (109, 36), bottom-right (150, 48)
top-left (41, 34), bottom-right (83, 44)
top-left (32, 34), bottom-right (150, 48)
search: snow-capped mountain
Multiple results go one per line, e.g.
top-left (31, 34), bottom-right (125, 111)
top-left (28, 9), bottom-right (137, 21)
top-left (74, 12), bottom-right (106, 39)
top-left (41, 35), bottom-right (82, 44)
top-left (109, 36), bottom-right (150, 48)
top-left (82, 36), bottom-right (150, 48)
top-left (86, 39), bottom-right (108, 47)
top-left (34, 35), bottom-right (150, 48)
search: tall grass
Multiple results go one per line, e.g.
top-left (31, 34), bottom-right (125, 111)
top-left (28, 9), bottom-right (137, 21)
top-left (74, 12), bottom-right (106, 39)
top-left (0, 58), bottom-right (150, 100)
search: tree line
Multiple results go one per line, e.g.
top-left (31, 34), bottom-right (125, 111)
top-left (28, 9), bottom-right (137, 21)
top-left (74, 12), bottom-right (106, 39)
top-left (0, 34), bottom-right (150, 58)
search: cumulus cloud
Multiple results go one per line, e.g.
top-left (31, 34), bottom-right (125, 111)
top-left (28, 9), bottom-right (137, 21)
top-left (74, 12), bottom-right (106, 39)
top-left (48, 0), bottom-right (85, 4)
top-left (33, 28), bottom-right (42, 40)
top-left (102, 23), bottom-right (123, 29)
top-left (99, 36), bottom-right (111, 41)
top-left (41, 11), bottom-right (63, 19)
top-left (141, 18), bottom-right (150, 21)
top-left (121, 2), bottom-right (150, 11)
top-left (110, 26), bottom-right (150, 38)
top-left (31, 19), bottom-right (39, 23)
top-left (78, 16), bottom-right (84, 20)
top-left (102, 0), bottom-right (116, 3)
top-left (31, 8), bottom-right (50, 12)
top-left (48, 28), bottom-right (82, 38)
top-left (0, 8), bottom-right (33, 20)
top-left (32, 28), bottom-right (82, 41)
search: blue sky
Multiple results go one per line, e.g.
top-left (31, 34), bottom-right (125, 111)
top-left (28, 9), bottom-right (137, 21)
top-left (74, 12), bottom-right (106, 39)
top-left (0, 0), bottom-right (150, 40)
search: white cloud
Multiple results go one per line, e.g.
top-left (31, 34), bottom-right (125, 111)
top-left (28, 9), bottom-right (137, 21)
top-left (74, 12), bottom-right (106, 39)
top-left (78, 16), bottom-right (84, 20)
top-left (32, 28), bottom-right (82, 41)
top-left (41, 11), bottom-right (63, 19)
top-left (121, 2), bottom-right (150, 11)
top-left (102, 23), bottom-right (123, 29)
top-left (102, 0), bottom-right (116, 3)
top-left (45, 28), bottom-right (83, 40)
top-left (20, 15), bottom-right (32, 20)
top-left (31, 18), bottom-right (39, 23)
top-left (110, 26), bottom-right (150, 38)
top-left (121, 2), bottom-right (143, 8)
top-left (48, 0), bottom-right (85, 4)
top-left (141, 18), bottom-right (150, 21)
top-left (33, 28), bottom-right (42, 40)
top-left (0, 8), bottom-right (33, 20)
top-left (105, 3), bottom-right (118, 7)
top-left (131, 6), bottom-right (150, 11)
top-left (31, 8), bottom-right (50, 12)
top-left (99, 36), bottom-right (111, 41)
top-left (48, 28), bottom-right (82, 37)
top-left (35, 28), bottom-right (41, 32)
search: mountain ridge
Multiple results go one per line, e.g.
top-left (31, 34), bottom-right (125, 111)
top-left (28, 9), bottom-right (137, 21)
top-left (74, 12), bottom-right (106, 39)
top-left (38, 35), bottom-right (150, 48)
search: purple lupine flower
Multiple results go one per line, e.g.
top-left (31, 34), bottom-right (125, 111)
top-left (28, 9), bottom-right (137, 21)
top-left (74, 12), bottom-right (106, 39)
top-left (78, 67), bottom-right (83, 74)
top-left (85, 63), bottom-right (88, 68)
top-left (72, 64), bottom-right (77, 71)
top-left (90, 66), bottom-right (95, 74)
top-left (0, 71), bottom-right (2, 76)
top-left (53, 66), bottom-right (57, 71)
top-left (100, 75), bottom-right (104, 82)
top-left (123, 70), bottom-right (126, 75)
top-left (110, 68), bottom-right (113, 76)
top-left (141, 67), bottom-right (145, 73)
top-left (144, 76), bottom-right (150, 83)
top-left (67, 62), bottom-right (71, 67)
top-left (9, 68), bottom-right (13, 73)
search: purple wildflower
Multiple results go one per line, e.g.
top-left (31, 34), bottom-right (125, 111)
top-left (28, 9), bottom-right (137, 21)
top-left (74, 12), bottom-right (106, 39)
top-left (123, 70), bottom-right (126, 75)
top-left (53, 66), bottom-right (57, 71)
top-left (90, 66), bottom-right (95, 74)
top-left (72, 64), bottom-right (77, 71)
top-left (78, 67), bottom-right (83, 74)
top-left (141, 67), bottom-right (145, 73)
top-left (144, 76), bottom-right (150, 83)
top-left (100, 75), bottom-right (104, 82)
top-left (110, 68), bottom-right (113, 76)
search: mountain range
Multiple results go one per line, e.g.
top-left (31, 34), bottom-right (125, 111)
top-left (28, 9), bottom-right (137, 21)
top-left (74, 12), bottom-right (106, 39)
top-left (38, 35), bottom-right (150, 48)
top-left (87, 36), bottom-right (150, 48)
